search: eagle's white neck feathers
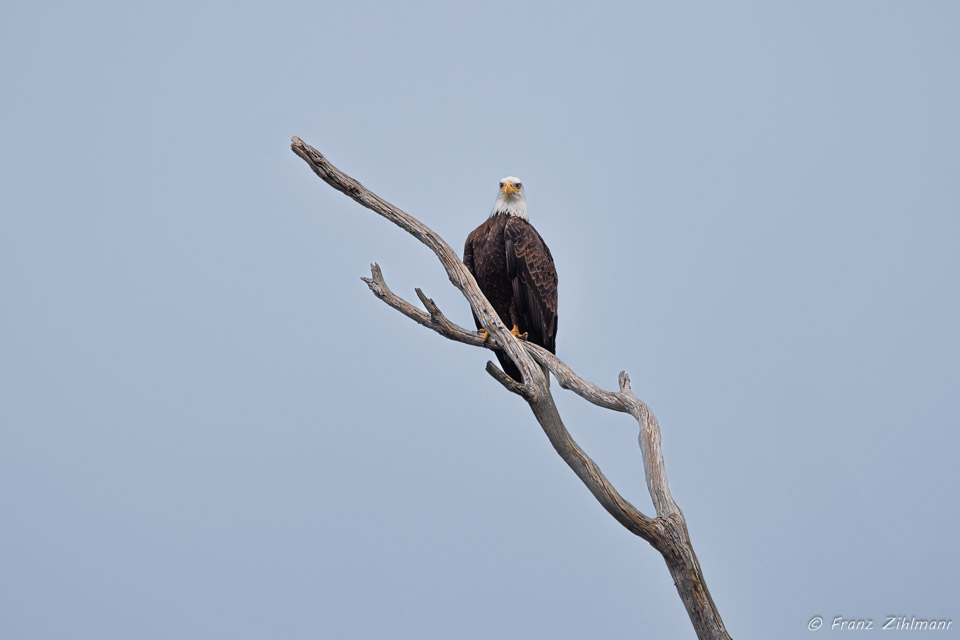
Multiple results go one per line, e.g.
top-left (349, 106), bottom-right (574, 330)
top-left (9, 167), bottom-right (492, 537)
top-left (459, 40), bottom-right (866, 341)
top-left (489, 176), bottom-right (529, 220)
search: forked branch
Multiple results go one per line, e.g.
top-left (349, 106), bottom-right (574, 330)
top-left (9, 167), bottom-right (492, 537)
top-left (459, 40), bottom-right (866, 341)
top-left (291, 136), bottom-right (731, 640)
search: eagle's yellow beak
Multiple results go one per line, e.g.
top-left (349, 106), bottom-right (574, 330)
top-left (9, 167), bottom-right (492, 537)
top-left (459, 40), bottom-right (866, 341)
top-left (502, 181), bottom-right (517, 196)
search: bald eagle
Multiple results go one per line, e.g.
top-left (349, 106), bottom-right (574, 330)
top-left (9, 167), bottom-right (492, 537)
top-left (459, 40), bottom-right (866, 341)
top-left (464, 177), bottom-right (558, 382)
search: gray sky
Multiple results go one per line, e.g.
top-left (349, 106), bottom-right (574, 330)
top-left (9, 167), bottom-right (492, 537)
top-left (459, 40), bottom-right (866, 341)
top-left (2, 1), bottom-right (958, 638)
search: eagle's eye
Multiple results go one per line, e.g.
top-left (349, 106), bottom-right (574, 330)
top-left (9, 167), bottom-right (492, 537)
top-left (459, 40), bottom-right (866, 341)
top-left (515, 183), bottom-right (522, 189)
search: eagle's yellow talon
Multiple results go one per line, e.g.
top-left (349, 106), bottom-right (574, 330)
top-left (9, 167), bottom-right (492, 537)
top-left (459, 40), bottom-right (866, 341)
top-left (478, 329), bottom-right (489, 343)
top-left (510, 325), bottom-right (529, 340)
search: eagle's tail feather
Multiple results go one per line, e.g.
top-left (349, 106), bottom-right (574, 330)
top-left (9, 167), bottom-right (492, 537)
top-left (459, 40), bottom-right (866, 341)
top-left (497, 352), bottom-right (523, 383)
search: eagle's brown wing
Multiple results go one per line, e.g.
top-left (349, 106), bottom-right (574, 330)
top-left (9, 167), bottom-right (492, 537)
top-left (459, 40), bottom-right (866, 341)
top-left (463, 230), bottom-right (476, 277)
top-left (505, 217), bottom-right (558, 354)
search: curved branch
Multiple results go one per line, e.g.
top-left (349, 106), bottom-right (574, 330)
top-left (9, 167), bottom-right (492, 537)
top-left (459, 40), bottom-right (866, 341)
top-left (485, 360), bottom-right (531, 398)
top-left (361, 262), bottom-right (677, 519)
top-left (360, 263), bottom-right (659, 533)
top-left (292, 137), bottom-right (731, 640)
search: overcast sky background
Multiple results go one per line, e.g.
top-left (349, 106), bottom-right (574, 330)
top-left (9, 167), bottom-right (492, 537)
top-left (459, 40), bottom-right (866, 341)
top-left (2, 1), bottom-right (958, 638)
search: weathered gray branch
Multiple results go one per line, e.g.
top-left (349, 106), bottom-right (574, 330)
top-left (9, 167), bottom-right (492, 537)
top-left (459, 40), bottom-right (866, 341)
top-left (291, 136), bottom-right (732, 640)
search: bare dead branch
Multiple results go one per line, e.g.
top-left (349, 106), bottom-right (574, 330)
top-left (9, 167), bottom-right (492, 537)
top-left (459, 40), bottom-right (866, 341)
top-left (485, 360), bottom-right (530, 398)
top-left (361, 263), bottom-right (485, 347)
top-left (359, 260), bottom-right (668, 527)
top-left (292, 136), bottom-right (731, 640)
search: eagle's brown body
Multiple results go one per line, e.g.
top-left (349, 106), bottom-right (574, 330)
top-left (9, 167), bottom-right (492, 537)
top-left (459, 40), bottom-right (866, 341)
top-left (464, 213), bottom-right (558, 381)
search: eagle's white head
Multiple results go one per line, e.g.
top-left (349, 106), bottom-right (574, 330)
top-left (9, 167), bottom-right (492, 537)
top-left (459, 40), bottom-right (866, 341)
top-left (490, 176), bottom-right (528, 220)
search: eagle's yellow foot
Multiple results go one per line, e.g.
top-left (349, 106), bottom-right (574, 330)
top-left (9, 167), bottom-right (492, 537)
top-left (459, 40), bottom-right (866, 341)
top-left (478, 329), bottom-right (490, 343)
top-left (511, 325), bottom-right (529, 340)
